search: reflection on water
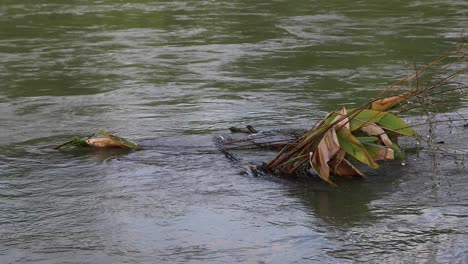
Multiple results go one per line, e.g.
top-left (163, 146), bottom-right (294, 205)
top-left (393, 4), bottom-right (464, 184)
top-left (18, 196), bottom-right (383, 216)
top-left (0, 0), bottom-right (467, 263)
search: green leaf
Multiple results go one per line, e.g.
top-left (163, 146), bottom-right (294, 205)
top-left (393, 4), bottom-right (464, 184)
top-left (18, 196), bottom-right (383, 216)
top-left (349, 109), bottom-right (416, 136)
top-left (324, 112), bottom-right (338, 125)
top-left (350, 109), bottom-right (387, 131)
top-left (376, 113), bottom-right (416, 136)
top-left (356, 136), bottom-right (379, 144)
top-left (336, 128), bottom-right (379, 169)
top-left (390, 143), bottom-right (405, 159)
top-left (362, 142), bottom-right (393, 160)
top-left (362, 143), bottom-right (381, 158)
top-left (71, 136), bottom-right (90, 147)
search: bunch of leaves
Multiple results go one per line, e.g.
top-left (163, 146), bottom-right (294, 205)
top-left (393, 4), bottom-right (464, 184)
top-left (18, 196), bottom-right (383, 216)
top-left (266, 48), bottom-right (467, 185)
top-left (96, 131), bottom-right (142, 150)
top-left (266, 103), bottom-right (416, 185)
top-left (71, 136), bottom-right (91, 147)
top-left (54, 131), bottom-right (142, 150)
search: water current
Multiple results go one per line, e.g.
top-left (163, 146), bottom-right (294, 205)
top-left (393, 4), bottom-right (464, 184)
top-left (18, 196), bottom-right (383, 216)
top-left (0, 1), bottom-right (467, 263)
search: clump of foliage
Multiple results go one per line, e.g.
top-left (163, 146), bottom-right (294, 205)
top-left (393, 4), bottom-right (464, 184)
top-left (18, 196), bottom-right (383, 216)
top-left (266, 98), bottom-right (416, 185)
top-left (265, 49), bottom-right (467, 185)
top-left (54, 131), bottom-right (142, 150)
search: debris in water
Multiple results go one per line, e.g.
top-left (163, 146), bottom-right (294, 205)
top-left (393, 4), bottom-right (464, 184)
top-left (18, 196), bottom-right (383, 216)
top-left (54, 131), bottom-right (142, 150)
top-left (221, 48), bottom-right (467, 185)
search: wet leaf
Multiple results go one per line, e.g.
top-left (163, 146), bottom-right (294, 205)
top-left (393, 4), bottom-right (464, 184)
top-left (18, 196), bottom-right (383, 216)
top-left (332, 150), bottom-right (347, 169)
top-left (310, 128), bottom-right (341, 184)
top-left (55, 132), bottom-right (142, 150)
top-left (330, 157), bottom-right (364, 177)
top-left (363, 143), bottom-right (394, 161)
top-left (336, 127), bottom-right (379, 169)
top-left (350, 109), bottom-right (415, 137)
top-left (100, 131), bottom-right (142, 150)
top-left (350, 109), bottom-right (387, 131)
top-left (85, 137), bottom-right (124, 148)
top-left (71, 136), bottom-right (90, 147)
top-left (329, 150), bottom-right (363, 177)
top-left (376, 113), bottom-right (416, 136)
top-left (356, 136), bottom-right (379, 144)
top-left (360, 124), bottom-right (393, 147)
top-left (390, 143), bottom-right (405, 159)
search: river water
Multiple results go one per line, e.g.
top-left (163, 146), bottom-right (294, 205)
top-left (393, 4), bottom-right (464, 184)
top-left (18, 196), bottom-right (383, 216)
top-left (1, 1), bottom-right (467, 263)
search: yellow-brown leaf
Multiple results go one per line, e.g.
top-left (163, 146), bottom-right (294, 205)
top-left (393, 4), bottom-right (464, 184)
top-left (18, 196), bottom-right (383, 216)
top-left (332, 106), bottom-right (350, 130)
top-left (330, 157), bottom-right (364, 177)
top-left (371, 90), bottom-right (413, 111)
top-left (336, 127), bottom-right (379, 169)
top-left (85, 138), bottom-right (124, 148)
top-left (310, 128), bottom-right (341, 184)
top-left (360, 124), bottom-right (393, 147)
top-left (374, 147), bottom-right (394, 160)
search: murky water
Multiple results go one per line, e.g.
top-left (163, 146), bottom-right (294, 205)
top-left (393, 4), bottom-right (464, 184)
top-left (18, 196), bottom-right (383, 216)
top-left (1, 1), bottom-right (467, 263)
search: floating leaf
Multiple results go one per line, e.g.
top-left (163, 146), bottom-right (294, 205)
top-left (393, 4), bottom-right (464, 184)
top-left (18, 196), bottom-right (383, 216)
top-left (350, 109), bottom-right (387, 131)
top-left (329, 157), bottom-right (364, 177)
top-left (360, 124), bottom-right (393, 147)
top-left (363, 143), bottom-right (394, 161)
top-left (71, 136), bottom-right (90, 147)
top-left (336, 127), bottom-right (379, 169)
top-left (99, 131), bottom-right (142, 150)
top-left (356, 136), bottom-right (379, 144)
top-left (332, 150), bottom-right (347, 169)
top-left (390, 143), bottom-right (405, 159)
top-left (350, 109), bottom-right (416, 137)
top-left (55, 131), bottom-right (142, 150)
top-left (376, 113), bottom-right (416, 136)
top-left (310, 128), bottom-right (341, 184)
top-left (85, 137), bottom-right (124, 148)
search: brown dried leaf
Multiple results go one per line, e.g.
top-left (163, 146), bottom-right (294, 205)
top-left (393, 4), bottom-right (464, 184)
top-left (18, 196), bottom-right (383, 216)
top-left (363, 143), bottom-right (395, 161)
top-left (85, 138), bottom-right (124, 148)
top-left (371, 90), bottom-right (413, 111)
top-left (330, 158), bottom-right (364, 177)
top-left (331, 150), bottom-right (346, 172)
top-left (360, 124), bottom-right (393, 147)
top-left (310, 128), bottom-right (341, 184)
top-left (332, 106), bottom-right (350, 130)
top-left (373, 146), bottom-right (394, 160)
